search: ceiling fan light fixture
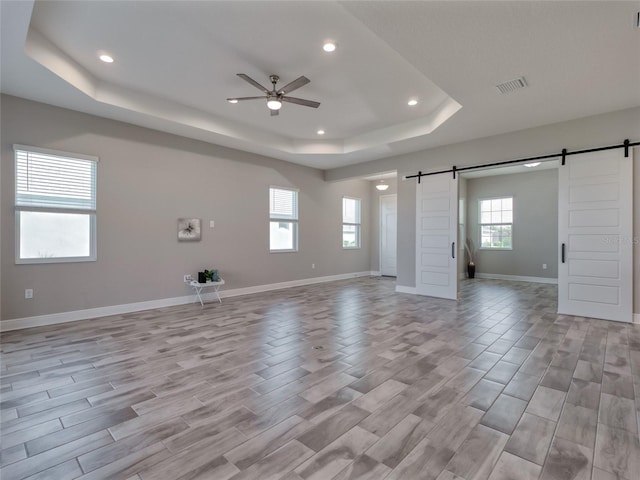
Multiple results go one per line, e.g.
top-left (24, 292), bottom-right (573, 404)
top-left (407, 99), bottom-right (418, 106)
top-left (523, 162), bottom-right (541, 168)
top-left (317, 129), bottom-right (325, 135)
top-left (99, 54), bottom-right (114, 63)
top-left (266, 98), bottom-right (282, 110)
top-left (227, 98), bottom-right (238, 104)
top-left (323, 41), bottom-right (337, 52)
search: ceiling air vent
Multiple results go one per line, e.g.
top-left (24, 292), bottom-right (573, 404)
top-left (496, 77), bottom-right (528, 94)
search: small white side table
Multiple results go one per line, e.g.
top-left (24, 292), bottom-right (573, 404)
top-left (187, 279), bottom-right (225, 306)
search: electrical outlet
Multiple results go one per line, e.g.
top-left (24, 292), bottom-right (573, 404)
top-left (542, 264), bottom-right (547, 270)
top-left (209, 220), bottom-right (215, 228)
top-left (312, 263), bottom-right (315, 269)
top-left (184, 275), bottom-right (192, 282)
top-left (25, 289), bottom-right (33, 299)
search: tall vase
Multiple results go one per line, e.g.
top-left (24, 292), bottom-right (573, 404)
top-left (467, 263), bottom-right (476, 279)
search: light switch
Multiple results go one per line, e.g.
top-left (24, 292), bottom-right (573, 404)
top-left (209, 220), bottom-right (215, 228)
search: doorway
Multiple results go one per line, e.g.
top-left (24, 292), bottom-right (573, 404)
top-left (415, 148), bottom-right (633, 323)
top-left (461, 162), bottom-right (559, 284)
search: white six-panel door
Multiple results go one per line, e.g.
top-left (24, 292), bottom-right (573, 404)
top-left (416, 174), bottom-right (458, 300)
top-left (558, 149), bottom-right (633, 323)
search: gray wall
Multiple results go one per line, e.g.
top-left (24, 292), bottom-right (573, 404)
top-left (466, 169), bottom-right (558, 279)
top-left (1, 95), bottom-right (371, 322)
top-left (458, 176), bottom-right (467, 277)
top-left (368, 178), bottom-right (398, 273)
top-left (327, 106), bottom-right (640, 314)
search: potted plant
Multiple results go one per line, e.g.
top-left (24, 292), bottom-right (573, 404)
top-left (204, 269), bottom-right (219, 282)
top-left (465, 238), bottom-right (476, 279)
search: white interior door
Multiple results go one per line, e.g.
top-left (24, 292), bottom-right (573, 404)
top-left (558, 149), bottom-right (633, 323)
top-left (380, 194), bottom-right (397, 276)
top-left (416, 174), bottom-right (458, 300)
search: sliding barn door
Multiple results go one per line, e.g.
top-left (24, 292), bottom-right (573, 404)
top-left (558, 149), bottom-right (633, 323)
top-left (416, 174), bottom-right (458, 300)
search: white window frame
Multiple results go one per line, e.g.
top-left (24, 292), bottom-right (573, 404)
top-left (269, 186), bottom-right (299, 253)
top-left (478, 196), bottom-right (513, 251)
top-left (14, 145), bottom-right (98, 264)
top-left (342, 196), bottom-right (361, 249)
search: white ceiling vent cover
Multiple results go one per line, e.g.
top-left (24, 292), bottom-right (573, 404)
top-left (496, 77), bottom-right (528, 94)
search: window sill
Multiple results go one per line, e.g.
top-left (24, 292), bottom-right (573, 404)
top-left (16, 256), bottom-right (97, 265)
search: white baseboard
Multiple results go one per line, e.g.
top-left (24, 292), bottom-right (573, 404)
top-left (1, 271), bottom-right (375, 332)
top-left (0, 295), bottom-right (197, 332)
top-left (474, 273), bottom-right (558, 285)
top-left (213, 271), bottom-right (377, 299)
top-left (370, 271), bottom-right (382, 277)
top-left (395, 285), bottom-right (417, 294)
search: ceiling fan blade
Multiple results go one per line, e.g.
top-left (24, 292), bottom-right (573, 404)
top-left (282, 96), bottom-right (320, 108)
top-left (270, 109), bottom-right (279, 117)
top-left (227, 96), bottom-right (265, 102)
top-left (277, 76), bottom-right (310, 95)
top-left (237, 73), bottom-right (270, 94)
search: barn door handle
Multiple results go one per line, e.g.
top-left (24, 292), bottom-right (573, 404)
top-left (561, 243), bottom-right (566, 263)
top-left (452, 242), bottom-right (455, 259)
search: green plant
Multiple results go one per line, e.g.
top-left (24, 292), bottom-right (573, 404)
top-left (204, 269), bottom-right (219, 282)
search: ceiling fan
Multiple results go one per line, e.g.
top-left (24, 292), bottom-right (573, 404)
top-left (227, 73), bottom-right (320, 116)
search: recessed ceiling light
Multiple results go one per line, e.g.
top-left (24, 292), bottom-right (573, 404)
top-left (323, 42), bottom-right (336, 53)
top-left (227, 98), bottom-right (239, 104)
top-left (99, 54), bottom-right (114, 63)
top-left (407, 99), bottom-right (418, 106)
top-left (523, 162), bottom-right (541, 168)
top-left (317, 129), bottom-right (325, 135)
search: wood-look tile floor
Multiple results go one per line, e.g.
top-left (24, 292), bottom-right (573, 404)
top-left (1, 277), bottom-right (639, 480)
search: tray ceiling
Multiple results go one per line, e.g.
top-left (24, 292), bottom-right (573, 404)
top-left (1, 1), bottom-right (638, 169)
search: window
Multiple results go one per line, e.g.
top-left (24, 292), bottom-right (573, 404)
top-left (15, 145), bottom-right (98, 263)
top-left (479, 196), bottom-right (513, 249)
top-left (342, 196), bottom-right (361, 249)
top-left (269, 186), bottom-right (298, 252)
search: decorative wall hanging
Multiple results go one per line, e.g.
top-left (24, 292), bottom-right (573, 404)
top-left (177, 218), bottom-right (201, 241)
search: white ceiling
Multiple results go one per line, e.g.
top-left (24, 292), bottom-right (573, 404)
top-left (1, 1), bottom-right (639, 170)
